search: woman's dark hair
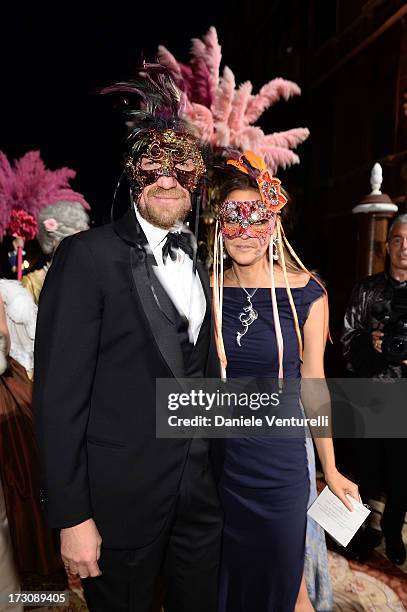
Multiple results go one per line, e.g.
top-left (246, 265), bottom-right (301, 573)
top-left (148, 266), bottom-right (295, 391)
top-left (217, 170), bottom-right (258, 203)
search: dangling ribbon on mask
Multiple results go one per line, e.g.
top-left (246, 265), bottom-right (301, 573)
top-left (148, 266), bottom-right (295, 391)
top-left (213, 151), bottom-right (331, 382)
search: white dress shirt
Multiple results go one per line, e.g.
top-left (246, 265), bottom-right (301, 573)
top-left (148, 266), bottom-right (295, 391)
top-left (134, 207), bottom-right (206, 345)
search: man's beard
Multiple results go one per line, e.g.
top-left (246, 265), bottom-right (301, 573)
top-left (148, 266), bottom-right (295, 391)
top-left (137, 187), bottom-right (190, 230)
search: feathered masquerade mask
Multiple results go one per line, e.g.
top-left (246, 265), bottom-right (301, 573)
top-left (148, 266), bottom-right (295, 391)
top-left (218, 151), bottom-right (287, 241)
top-left (101, 65), bottom-right (205, 193)
top-left (212, 150), bottom-right (329, 381)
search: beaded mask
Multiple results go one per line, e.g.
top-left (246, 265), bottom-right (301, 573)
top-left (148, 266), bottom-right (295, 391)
top-left (219, 152), bottom-right (287, 241)
top-left (219, 199), bottom-right (276, 241)
top-left (126, 129), bottom-right (206, 193)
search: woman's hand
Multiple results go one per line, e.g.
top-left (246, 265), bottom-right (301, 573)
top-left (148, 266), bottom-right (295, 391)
top-left (324, 468), bottom-right (359, 511)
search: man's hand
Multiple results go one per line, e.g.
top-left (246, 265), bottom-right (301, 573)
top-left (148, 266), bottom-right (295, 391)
top-left (371, 329), bottom-right (384, 353)
top-left (372, 330), bottom-right (407, 365)
top-left (61, 518), bottom-right (102, 579)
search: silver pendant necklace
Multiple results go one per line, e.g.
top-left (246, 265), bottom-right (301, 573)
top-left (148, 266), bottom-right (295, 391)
top-left (232, 269), bottom-right (259, 346)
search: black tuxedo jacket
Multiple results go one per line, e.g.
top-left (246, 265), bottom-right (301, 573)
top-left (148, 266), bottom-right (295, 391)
top-left (33, 208), bottom-right (219, 548)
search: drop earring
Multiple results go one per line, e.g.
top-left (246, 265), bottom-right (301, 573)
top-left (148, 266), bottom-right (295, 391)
top-left (272, 236), bottom-right (279, 260)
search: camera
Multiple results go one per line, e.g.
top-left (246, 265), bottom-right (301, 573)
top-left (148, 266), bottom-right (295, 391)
top-left (371, 286), bottom-right (407, 363)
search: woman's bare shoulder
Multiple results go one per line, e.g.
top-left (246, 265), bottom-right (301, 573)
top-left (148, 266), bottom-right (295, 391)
top-left (275, 269), bottom-right (310, 288)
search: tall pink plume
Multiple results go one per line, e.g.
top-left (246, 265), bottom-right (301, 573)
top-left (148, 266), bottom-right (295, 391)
top-left (190, 27), bottom-right (221, 105)
top-left (154, 29), bottom-right (309, 173)
top-left (45, 188), bottom-right (90, 209)
top-left (186, 103), bottom-right (214, 142)
top-left (202, 27), bottom-right (222, 102)
top-left (157, 45), bottom-right (182, 82)
top-left (260, 146), bottom-right (300, 174)
top-left (13, 151), bottom-right (90, 215)
top-left (232, 126), bottom-right (265, 152)
top-left (0, 152), bottom-right (14, 237)
top-left (262, 128), bottom-right (310, 149)
top-left (0, 150), bottom-right (90, 240)
top-left (213, 122), bottom-right (231, 147)
top-left (190, 37), bottom-right (206, 60)
top-left (228, 81), bottom-right (253, 135)
top-left (245, 78), bottom-right (302, 125)
top-left (176, 63), bottom-right (193, 100)
top-left (156, 45), bottom-right (199, 104)
top-left (190, 59), bottom-right (212, 107)
top-left (212, 66), bottom-right (235, 123)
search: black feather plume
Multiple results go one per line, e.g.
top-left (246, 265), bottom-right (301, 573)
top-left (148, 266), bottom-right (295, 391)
top-left (101, 63), bottom-right (195, 156)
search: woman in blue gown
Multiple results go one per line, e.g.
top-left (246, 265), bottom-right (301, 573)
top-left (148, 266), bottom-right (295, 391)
top-left (212, 152), bottom-right (358, 612)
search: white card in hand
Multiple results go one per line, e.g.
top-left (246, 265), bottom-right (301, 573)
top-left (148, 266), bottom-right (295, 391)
top-left (307, 485), bottom-right (370, 547)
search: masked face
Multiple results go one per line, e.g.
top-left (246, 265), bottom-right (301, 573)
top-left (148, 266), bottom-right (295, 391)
top-left (126, 129), bottom-right (205, 193)
top-left (219, 199), bottom-right (276, 243)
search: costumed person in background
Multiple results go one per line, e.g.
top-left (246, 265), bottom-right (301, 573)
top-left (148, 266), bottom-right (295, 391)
top-left (211, 152), bottom-right (358, 612)
top-left (0, 150), bottom-right (91, 378)
top-left (0, 151), bottom-right (90, 593)
top-left (1, 202), bottom-right (90, 379)
top-left (0, 295), bottom-right (60, 592)
top-left (34, 66), bottom-right (222, 612)
top-left (342, 214), bottom-right (407, 565)
top-left (157, 29), bottom-right (334, 608)
top-left (0, 297), bottom-right (22, 612)
top-left (21, 201), bottom-right (90, 308)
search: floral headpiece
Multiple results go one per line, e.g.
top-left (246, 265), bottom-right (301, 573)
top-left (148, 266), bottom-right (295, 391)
top-left (43, 218), bottom-right (60, 232)
top-left (226, 151), bottom-right (287, 212)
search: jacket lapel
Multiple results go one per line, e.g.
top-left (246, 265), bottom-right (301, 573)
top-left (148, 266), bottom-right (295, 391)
top-left (196, 262), bottom-right (211, 339)
top-left (195, 262), bottom-right (221, 377)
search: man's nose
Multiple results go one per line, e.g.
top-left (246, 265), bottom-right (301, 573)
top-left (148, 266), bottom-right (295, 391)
top-left (156, 174), bottom-right (178, 189)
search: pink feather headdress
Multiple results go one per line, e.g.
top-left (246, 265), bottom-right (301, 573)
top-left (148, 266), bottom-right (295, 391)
top-left (157, 26), bottom-right (309, 173)
top-left (0, 150), bottom-right (90, 240)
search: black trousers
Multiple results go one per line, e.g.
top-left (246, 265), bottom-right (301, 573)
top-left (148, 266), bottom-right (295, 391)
top-left (358, 438), bottom-right (407, 536)
top-left (82, 440), bottom-right (223, 612)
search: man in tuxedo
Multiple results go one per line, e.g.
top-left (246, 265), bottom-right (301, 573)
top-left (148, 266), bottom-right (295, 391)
top-left (33, 71), bottom-right (222, 611)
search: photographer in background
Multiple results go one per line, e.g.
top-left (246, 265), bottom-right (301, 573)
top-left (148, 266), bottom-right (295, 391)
top-left (342, 214), bottom-right (407, 565)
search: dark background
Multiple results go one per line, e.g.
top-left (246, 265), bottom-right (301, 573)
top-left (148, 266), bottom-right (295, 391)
top-left (1, 1), bottom-right (407, 375)
top-left (2, 4), bottom-right (288, 226)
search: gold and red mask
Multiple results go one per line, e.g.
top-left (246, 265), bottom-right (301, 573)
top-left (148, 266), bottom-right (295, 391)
top-left (126, 129), bottom-right (206, 193)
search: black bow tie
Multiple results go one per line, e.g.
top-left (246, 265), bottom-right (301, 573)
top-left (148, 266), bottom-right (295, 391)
top-left (162, 231), bottom-right (194, 263)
